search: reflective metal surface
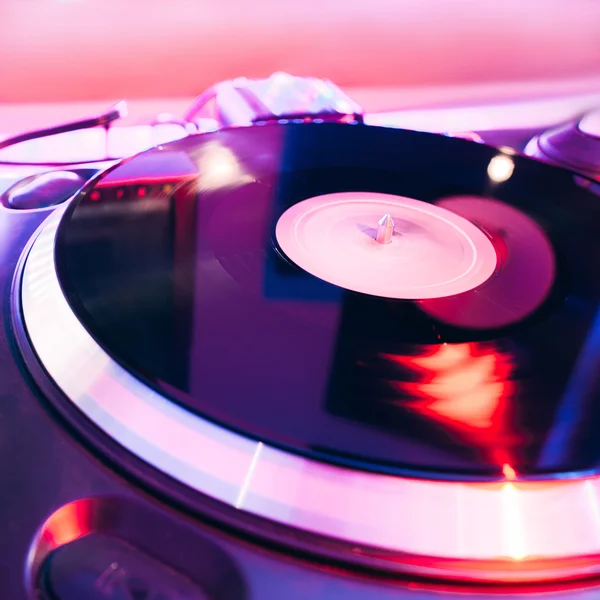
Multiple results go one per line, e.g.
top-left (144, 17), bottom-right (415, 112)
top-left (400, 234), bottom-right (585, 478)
top-left (375, 213), bottom-right (395, 244)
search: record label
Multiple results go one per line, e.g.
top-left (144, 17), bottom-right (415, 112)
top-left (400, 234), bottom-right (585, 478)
top-left (275, 191), bottom-right (498, 299)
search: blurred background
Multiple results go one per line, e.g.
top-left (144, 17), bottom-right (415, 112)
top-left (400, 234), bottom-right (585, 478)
top-left (1, 0), bottom-right (599, 106)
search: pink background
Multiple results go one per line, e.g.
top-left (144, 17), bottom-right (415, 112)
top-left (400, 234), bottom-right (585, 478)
top-left (1, 0), bottom-right (599, 103)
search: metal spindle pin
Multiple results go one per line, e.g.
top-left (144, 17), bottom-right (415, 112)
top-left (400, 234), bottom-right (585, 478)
top-left (376, 213), bottom-right (395, 244)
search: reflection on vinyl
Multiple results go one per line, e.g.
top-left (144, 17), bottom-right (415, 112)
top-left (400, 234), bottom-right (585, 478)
top-left (420, 195), bottom-right (556, 329)
top-left (55, 122), bottom-right (600, 479)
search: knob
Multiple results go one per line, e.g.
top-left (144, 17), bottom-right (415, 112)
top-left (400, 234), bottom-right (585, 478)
top-left (525, 108), bottom-right (600, 180)
top-left (1, 170), bottom-right (85, 210)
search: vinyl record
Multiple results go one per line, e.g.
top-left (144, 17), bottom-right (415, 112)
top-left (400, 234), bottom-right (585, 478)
top-left (53, 122), bottom-right (600, 479)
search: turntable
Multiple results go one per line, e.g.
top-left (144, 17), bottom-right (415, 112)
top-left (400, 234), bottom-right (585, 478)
top-left (3, 73), bottom-right (600, 599)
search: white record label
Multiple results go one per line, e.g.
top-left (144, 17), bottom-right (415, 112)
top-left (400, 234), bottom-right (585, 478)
top-left (275, 192), bottom-right (498, 300)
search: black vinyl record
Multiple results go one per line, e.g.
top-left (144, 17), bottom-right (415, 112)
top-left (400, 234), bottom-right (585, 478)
top-left (54, 122), bottom-right (600, 480)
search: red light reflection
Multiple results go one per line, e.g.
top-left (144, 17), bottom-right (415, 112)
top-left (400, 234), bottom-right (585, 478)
top-left (502, 463), bottom-right (517, 481)
top-left (41, 501), bottom-right (91, 547)
top-left (382, 343), bottom-right (516, 468)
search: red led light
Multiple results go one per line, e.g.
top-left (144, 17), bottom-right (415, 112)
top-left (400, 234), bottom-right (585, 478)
top-left (116, 188), bottom-right (125, 200)
top-left (90, 191), bottom-right (100, 202)
top-left (137, 187), bottom-right (147, 198)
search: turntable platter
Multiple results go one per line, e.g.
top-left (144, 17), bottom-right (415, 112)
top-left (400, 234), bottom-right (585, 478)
top-left (47, 123), bottom-right (600, 480)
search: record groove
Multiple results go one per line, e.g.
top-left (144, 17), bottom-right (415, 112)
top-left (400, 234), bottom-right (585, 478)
top-left (50, 122), bottom-right (600, 478)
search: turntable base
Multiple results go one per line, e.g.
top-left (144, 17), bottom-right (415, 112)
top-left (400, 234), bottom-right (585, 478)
top-left (3, 83), bottom-right (600, 600)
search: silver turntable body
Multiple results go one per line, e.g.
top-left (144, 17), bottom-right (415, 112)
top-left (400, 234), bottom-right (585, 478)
top-left (2, 73), bottom-right (600, 600)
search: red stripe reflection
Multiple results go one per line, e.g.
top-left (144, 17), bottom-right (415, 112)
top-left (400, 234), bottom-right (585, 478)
top-left (383, 343), bottom-right (516, 467)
